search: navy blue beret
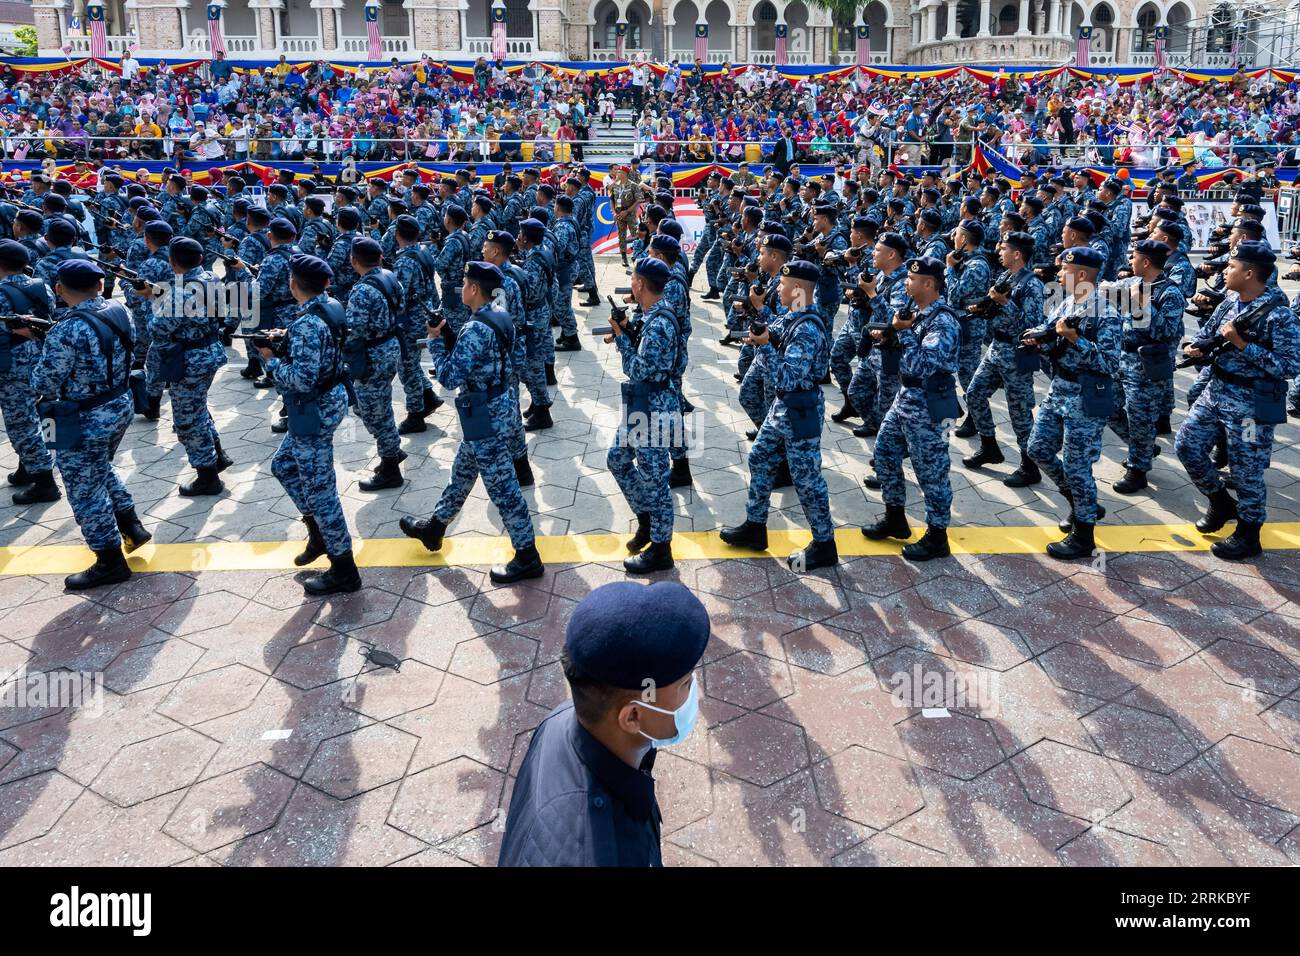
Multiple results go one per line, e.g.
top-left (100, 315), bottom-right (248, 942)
top-left (519, 218), bottom-right (546, 241)
top-left (368, 177), bottom-right (388, 190)
top-left (528, 206), bottom-right (551, 225)
top-left (851, 215), bottom-right (874, 232)
top-left (813, 203), bottom-right (838, 218)
top-left (465, 260), bottom-right (503, 289)
top-left (46, 218), bottom-right (77, 244)
top-left (918, 208), bottom-right (942, 227)
top-left (1232, 240), bottom-right (1276, 267)
top-left (907, 256), bottom-right (945, 280)
top-left (15, 210), bottom-right (42, 231)
top-left (269, 217), bottom-right (298, 240)
top-left (555, 195), bottom-right (574, 213)
top-left (878, 231), bottom-right (909, 255)
top-left (1060, 245), bottom-right (1104, 269)
top-left (1004, 230), bottom-right (1036, 256)
top-left (444, 203), bottom-right (468, 225)
top-left (762, 233), bottom-right (793, 254)
top-left (169, 236), bottom-right (204, 259)
top-left (143, 220), bottom-right (174, 242)
top-left (350, 237), bottom-right (382, 262)
top-left (1022, 196), bottom-right (1044, 213)
top-left (413, 183), bottom-right (431, 197)
top-left (1064, 215), bottom-right (1095, 236)
top-left (634, 257), bottom-right (671, 286)
top-left (658, 219), bottom-right (684, 240)
top-left (1231, 218), bottom-right (1264, 237)
top-left (958, 219), bottom-right (985, 242)
top-left (782, 259), bottom-right (821, 282)
top-left (56, 259), bottom-right (104, 290)
top-left (42, 194), bottom-right (67, 213)
top-left (0, 239), bottom-right (29, 269)
top-left (393, 214), bottom-right (420, 239)
top-left (189, 185), bottom-right (209, 201)
top-left (565, 581), bottom-right (709, 689)
top-left (289, 254), bottom-right (334, 286)
top-left (268, 183), bottom-right (290, 197)
top-left (473, 196), bottom-right (494, 213)
top-left (386, 196), bottom-right (409, 210)
top-left (1157, 221), bottom-right (1186, 243)
top-left (650, 234), bottom-right (680, 254)
top-left (1133, 239), bottom-right (1169, 267)
top-left (232, 198), bottom-right (250, 214)
top-left (485, 230), bottom-right (515, 251)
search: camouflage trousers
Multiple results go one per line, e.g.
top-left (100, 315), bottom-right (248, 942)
top-left (745, 399), bottom-right (834, 543)
top-left (0, 347), bottom-right (52, 474)
top-left (433, 433), bottom-right (536, 550)
top-left (54, 396), bottom-right (135, 552)
top-left (272, 427), bottom-right (353, 556)
top-left (876, 394), bottom-right (954, 529)
top-left (1176, 381), bottom-right (1276, 525)
top-left (351, 339), bottom-right (402, 459)
top-left (1028, 389), bottom-right (1107, 524)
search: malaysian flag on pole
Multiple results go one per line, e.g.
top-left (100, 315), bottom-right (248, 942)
top-left (856, 24), bottom-right (870, 65)
top-left (1230, 27), bottom-right (1241, 68)
top-left (615, 21), bottom-right (626, 59)
top-left (694, 22), bottom-right (708, 63)
top-left (207, 4), bottom-right (226, 57)
top-left (1153, 24), bottom-right (1167, 72)
top-left (87, 2), bottom-right (107, 59)
top-left (774, 22), bottom-right (788, 66)
top-left (365, 2), bottom-right (382, 61)
top-left (1076, 25), bottom-right (1091, 68)
top-left (491, 4), bottom-right (507, 61)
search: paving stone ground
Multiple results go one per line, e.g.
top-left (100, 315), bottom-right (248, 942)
top-left (0, 257), bottom-right (1298, 865)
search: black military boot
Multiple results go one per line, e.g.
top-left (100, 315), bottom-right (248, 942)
top-left (214, 440), bottom-right (233, 473)
top-left (791, 537), bottom-right (838, 571)
top-left (669, 458), bottom-right (692, 488)
top-left (179, 466), bottom-right (223, 497)
top-left (1057, 503), bottom-right (1105, 533)
top-left (626, 513), bottom-right (652, 553)
top-left (240, 357), bottom-right (261, 380)
top-left (773, 459), bottom-right (794, 489)
top-left (1211, 440), bottom-right (1229, 469)
top-left (524, 405), bottom-right (553, 431)
top-left (954, 414), bottom-right (978, 438)
top-left (490, 545), bottom-right (546, 584)
top-left (295, 516), bottom-right (327, 567)
top-left (1196, 488), bottom-right (1238, 534)
top-left (852, 422), bottom-right (879, 439)
top-left (1047, 521), bottom-right (1096, 561)
top-left (400, 514), bottom-right (446, 552)
top-left (12, 470), bottom-right (60, 505)
top-left (1212, 521), bottom-right (1262, 561)
top-left (624, 540), bottom-right (673, 575)
top-left (555, 334), bottom-right (582, 352)
top-left (702, 287), bottom-right (721, 300)
top-left (397, 411), bottom-right (427, 434)
top-left (65, 548), bottom-right (131, 591)
top-left (1003, 454), bottom-right (1041, 488)
top-left (303, 550), bottom-right (362, 596)
top-left (359, 456), bottom-right (403, 492)
top-left (115, 508), bottom-right (152, 553)
top-left (903, 525), bottom-right (951, 562)
top-left (253, 373), bottom-right (275, 389)
top-left (862, 504), bottom-right (911, 541)
top-left (1156, 415), bottom-right (1172, 435)
top-left (720, 520), bottom-right (768, 551)
top-left (271, 406), bottom-right (288, 434)
top-left (579, 290), bottom-right (601, 308)
top-left (7, 463), bottom-right (32, 487)
top-left (144, 394), bottom-right (162, 421)
top-left (962, 435), bottom-right (1005, 470)
top-left (830, 393), bottom-right (859, 424)
top-left (421, 386), bottom-right (443, 415)
top-left (1113, 468), bottom-right (1148, 495)
top-left (545, 363), bottom-right (557, 386)
top-left (514, 456), bottom-right (534, 487)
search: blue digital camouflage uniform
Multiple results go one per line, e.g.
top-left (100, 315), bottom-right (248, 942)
top-left (33, 245), bottom-right (89, 288)
top-left (366, 195), bottom-right (390, 240)
top-left (829, 261), bottom-right (865, 399)
top-left (965, 266), bottom-right (1043, 450)
top-left (1026, 289), bottom-right (1123, 523)
top-left (392, 243), bottom-right (437, 414)
top-left (744, 308), bottom-right (834, 543)
top-left (232, 243), bottom-right (299, 333)
top-left (325, 230), bottom-right (359, 303)
top-left (31, 296), bottom-right (136, 551)
top-left (577, 183), bottom-right (598, 290)
top-left (551, 215), bottom-right (580, 338)
top-left (664, 259), bottom-right (692, 463)
top-left (690, 187), bottom-right (719, 277)
top-left (267, 292), bottom-right (353, 557)
top-left (1104, 194), bottom-right (1133, 281)
top-left (1176, 291), bottom-right (1300, 524)
top-left (345, 274), bottom-right (403, 460)
top-left (134, 248), bottom-right (175, 398)
top-left (847, 263), bottom-right (909, 432)
top-left (812, 230), bottom-right (847, 322)
top-left (1106, 277), bottom-right (1186, 472)
top-left (431, 305), bottom-right (536, 549)
top-left (148, 266), bottom-right (227, 468)
top-left (703, 205), bottom-right (734, 291)
top-left (944, 250), bottom-right (994, 391)
top-left (521, 243), bottom-right (556, 405)
top-left (435, 229), bottom-right (471, 332)
top-left (412, 201), bottom-right (438, 242)
top-left (297, 217), bottom-right (335, 258)
top-left (0, 275), bottom-right (54, 475)
top-left (495, 269), bottom-right (531, 461)
top-left (607, 298), bottom-right (681, 546)
top-left (269, 200), bottom-right (303, 236)
top-left (875, 298), bottom-right (962, 528)
top-left (740, 274), bottom-right (784, 430)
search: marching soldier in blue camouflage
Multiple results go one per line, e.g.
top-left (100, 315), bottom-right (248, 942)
top-left (944, 220), bottom-right (992, 437)
top-left (829, 217), bottom-right (876, 426)
top-left (862, 257), bottom-right (962, 561)
top-left (226, 217), bottom-right (300, 392)
top-left (1106, 240), bottom-right (1186, 495)
top-left (961, 231), bottom-right (1043, 486)
top-left (480, 230), bottom-right (535, 487)
top-left (261, 255), bottom-right (361, 596)
top-left (267, 183), bottom-right (304, 236)
top-left (1176, 242), bottom-right (1300, 560)
top-left (467, 195), bottom-right (495, 262)
top-left (721, 260), bottom-right (838, 571)
top-left (1025, 246), bottom-right (1123, 560)
top-left (738, 234), bottom-right (796, 489)
top-left (326, 207), bottom-right (361, 303)
top-left (298, 197), bottom-right (337, 258)
top-left (343, 237), bottom-right (406, 492)
top-left (849, 232), bottom-right (909, 442)
top-left (0, 241), bottom-right (60, 504)
top-left (1098, 178), bottom-right (1132, 282)
top-left (28, 260), bottom-right (150, 589)
top-left (689, 171), bottom-right (722, 280)
top-left (224, 206), bottom-right (274, 380)
top-left (145, 237), bottom-right (231, 496)
top-left (409, 183), bottom-right (439, 241)
top-left (391, 216), bottom-right (443, 433)
top-left (809, 204), bottom-right (848, 323)
top-left (606, 257), bottom-right (682, 575)
top-left (576, 169), bottom-right (601, 305)
top-left (516, 218), bottom-right (556, 431)
top-left (121, 218), bottom-right (174, 422)
top-left (181, 186), bottom-right (223, 264)
top-left (702, 179), bottom-right (739, 298)
top-left (552, 194), bottom-right (583, 352)
top-left (365, 179), bottom-right (391, 240)
top-left (435, 204), bottom-right (472, 333)
top-left (400, 261), bottom-right (545, 585)
top-left (33, 218), bottom-right (90, 290)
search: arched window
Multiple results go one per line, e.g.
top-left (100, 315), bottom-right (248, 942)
top-left (1134, 2), bottom-right (1159, 52)
top-left (996, 3), bottom-right (1018, 36)
top-left (753, 0), bottom-right (778, 49)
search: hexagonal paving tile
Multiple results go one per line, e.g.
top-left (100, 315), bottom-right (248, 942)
top-left (387, 756), bottom-right (505, 846)
top-left (708, 712), bottom-right (809, 786)
top-left (704, 650), bottom-right (793, 710)
top-left (812, 746), bottom-right (925, 829)
top-left (1008, 740), bottom-right (1132, 820)
top-left (91, 729), bottom-right (220, 807)
top-left (302, 724), bottom-right (419, 799)
top-left (1082, 703), bottom-right (1201, 774)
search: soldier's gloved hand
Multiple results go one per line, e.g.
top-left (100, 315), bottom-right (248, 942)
top-left (1221, 319), bottom-right (1246, 349)
top-left (1055, 319), bottom-right (1079, 343)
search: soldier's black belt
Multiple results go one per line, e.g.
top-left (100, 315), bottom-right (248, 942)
top-left (1053, 366), bottom-right (1080, 383)
top-left (990, 330), bottom-right (1016, 344)
top-left (68, 381), bottom-right (129, 412)
top-left (1213, 366), bottom-right (1261, 389)
top-left (363, 328), bottom-right (399, 348)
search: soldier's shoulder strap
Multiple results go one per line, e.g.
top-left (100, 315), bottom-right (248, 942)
top-left (359, 269), bottom-right (402, 316)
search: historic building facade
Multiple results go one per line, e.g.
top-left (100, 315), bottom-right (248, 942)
top-left (30, 0), bottom-right (1278, 68)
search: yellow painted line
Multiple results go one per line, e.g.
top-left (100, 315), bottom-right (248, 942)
top-left (1, 522), bottom-right (1298, 575)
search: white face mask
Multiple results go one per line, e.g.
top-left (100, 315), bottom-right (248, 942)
top-left (636, 677), bottom-right (700, 748)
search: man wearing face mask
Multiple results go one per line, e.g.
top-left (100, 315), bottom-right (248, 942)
top-left (499, 580), bottom-right (709, 867)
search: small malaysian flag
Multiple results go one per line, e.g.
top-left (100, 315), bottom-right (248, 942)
top-left (694, 23), bottom-right (708, 63)
top-left (856, 24), bottom-right (870, 65)
top-left (774, 23), bottom-right (788, 66)
top-left (615, 21), bottom-right (626, 59)
top-left (365, 3), bottom-right (382, 62)
top-left (207, 4), bottom-right (226, 57)
top-left (87, 3), bottom-right (107, 59)
top-left (1153, 25), bottom-right (1167, 72)
top-left (491, 4), bottom-right (507, 61)
top-left (1076, 25), bottom-right (1092, 68)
